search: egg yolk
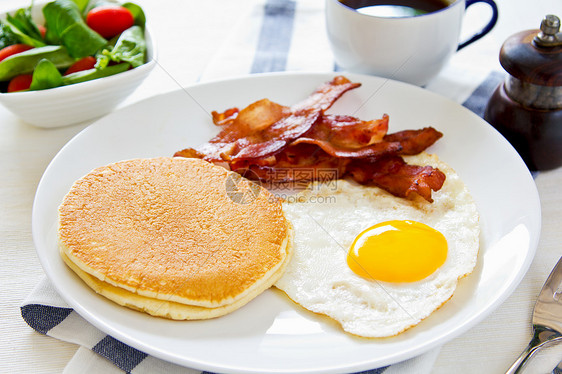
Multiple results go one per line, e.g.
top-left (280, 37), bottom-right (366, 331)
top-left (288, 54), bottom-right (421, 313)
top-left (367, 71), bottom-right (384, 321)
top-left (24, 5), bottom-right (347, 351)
top-left (347, 220), bottom-right (447, 282)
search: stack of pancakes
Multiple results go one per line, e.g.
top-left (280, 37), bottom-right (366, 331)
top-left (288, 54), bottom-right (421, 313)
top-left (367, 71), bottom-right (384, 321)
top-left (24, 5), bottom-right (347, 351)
top-left (58, 157), bottom-right (293, 319)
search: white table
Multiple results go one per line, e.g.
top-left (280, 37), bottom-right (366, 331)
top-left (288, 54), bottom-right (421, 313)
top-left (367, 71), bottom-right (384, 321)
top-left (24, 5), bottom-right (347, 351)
top-left (1, 0), bottom-right (561, 373)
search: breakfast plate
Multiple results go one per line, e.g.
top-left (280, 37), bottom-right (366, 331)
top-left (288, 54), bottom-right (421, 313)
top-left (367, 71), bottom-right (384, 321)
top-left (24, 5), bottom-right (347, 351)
top-left (32, 72), bottom-right (541, 373)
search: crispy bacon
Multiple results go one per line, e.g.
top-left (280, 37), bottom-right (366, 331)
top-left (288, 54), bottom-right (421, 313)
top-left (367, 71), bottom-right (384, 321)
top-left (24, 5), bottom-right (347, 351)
top-left (225, 99), bottom-right (289, 133)
top-left (232, 144), bottom-right (350, 184)
top-left (384, 127), bottom-right (443, 155)
top-left (290, 75), bottom-right (361, 113)
top-left (231, 145), bottom-right (445, 202)
top-left (174, 147), bottom-right (204, 159)
top-left (229, 110), bottom-right (322, 160)
top-left (347, 156), bottom-right (446, 202)
top-left (291, 114), bottom-right (402, 158)
top-left (174, 76), bottom-right (446, 202)
top-left (312, 114), bottom-right (390, 149)
top-left (174, 76), bottom-right (361, 163)
top-left (211, 107), bottom-right (239, 127)
top-left (291, 136), bottom-right (402, 159)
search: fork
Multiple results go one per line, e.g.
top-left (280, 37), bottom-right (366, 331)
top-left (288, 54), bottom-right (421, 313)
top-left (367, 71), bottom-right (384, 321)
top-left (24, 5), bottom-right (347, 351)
top-left (505, 257), bottom-right (562, 374)
top-left (553, 360), bottom-right (562, 374)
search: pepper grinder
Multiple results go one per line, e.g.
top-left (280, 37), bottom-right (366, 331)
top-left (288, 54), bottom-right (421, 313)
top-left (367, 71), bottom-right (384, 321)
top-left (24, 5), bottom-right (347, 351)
top-left (484, 14), bottom-right (562, 171)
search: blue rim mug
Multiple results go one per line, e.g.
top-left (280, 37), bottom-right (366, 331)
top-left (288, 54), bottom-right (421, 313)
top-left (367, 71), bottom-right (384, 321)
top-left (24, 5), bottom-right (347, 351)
top-left (326, 0), bottom-right (499, 86)
top-left (458, 0), bottom-right (498, 50)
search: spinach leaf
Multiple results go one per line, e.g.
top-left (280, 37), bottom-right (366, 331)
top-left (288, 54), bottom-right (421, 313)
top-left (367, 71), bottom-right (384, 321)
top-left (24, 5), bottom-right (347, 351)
top-left (97, 25), bottom-right (145, 68)
top-left (70, 0), bottom-right (90, 12)
top-left (5, 7), bottom-right (46, 47)
top-left (0, 22), bottom-right (19, 50)
top-left (82, 0), bottom-right (116, 16)
top-left (122, 3), bottom-right (146, 28)
top-left (62, 62), bottom-right (130, 85)
top-left (0, 45), bottom-right (74, 81)
top-left (43, 0), bottom-right (107, 58)
top-left (29, 58), bottom-right (63, 90)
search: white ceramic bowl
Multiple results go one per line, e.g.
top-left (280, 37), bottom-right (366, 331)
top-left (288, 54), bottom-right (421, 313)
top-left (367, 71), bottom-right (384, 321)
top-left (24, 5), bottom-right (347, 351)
top-left (0, 4), bottom-right (157, 128)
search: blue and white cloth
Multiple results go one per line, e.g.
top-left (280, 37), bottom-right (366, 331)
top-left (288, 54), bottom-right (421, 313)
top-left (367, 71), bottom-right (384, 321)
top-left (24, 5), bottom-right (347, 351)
top-left (21, 0), bottom-right (509, 373)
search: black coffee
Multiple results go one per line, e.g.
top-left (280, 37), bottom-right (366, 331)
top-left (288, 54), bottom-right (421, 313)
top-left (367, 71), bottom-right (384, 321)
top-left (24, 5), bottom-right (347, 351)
top-left (339, 0), bottom-right (451, 17)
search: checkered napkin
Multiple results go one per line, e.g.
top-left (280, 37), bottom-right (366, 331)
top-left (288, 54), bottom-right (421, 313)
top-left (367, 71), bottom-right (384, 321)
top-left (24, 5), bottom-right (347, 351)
top-left (21, 0), bottom-right (507, 373)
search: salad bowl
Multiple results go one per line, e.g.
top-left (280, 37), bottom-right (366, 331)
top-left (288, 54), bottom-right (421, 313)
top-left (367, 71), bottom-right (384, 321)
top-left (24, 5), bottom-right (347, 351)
top-left (0, 1), bottom-right (156, 128)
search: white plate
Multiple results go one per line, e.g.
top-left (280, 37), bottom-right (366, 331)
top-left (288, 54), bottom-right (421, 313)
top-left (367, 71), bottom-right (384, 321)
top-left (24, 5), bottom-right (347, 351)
top-left (32, 72), bottom-right (541, 374)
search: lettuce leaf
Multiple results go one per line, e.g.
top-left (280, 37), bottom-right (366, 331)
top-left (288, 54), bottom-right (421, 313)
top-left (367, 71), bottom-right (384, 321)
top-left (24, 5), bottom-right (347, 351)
top-left (97, 25), bottom-right (145, 68)
top-left (0, 22), bottom-right (19, 50)
top-left (5, 7), bottom-right (46, 47)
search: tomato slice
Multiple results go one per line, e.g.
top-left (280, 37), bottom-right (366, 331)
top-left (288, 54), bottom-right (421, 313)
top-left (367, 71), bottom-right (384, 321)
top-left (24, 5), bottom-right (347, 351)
top-left (64, 56), bottom-right (97, 75)
top-left (86, 6), bottom-right (134, 39)
top-left (7, 74), bottom-right (33, 92)
top-left (0, 44), bottom-right (34, 63)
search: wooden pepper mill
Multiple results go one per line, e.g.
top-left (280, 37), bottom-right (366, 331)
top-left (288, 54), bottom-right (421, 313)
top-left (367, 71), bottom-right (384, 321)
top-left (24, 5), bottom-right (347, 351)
top-left (484, 14), bottom-right (562, 171)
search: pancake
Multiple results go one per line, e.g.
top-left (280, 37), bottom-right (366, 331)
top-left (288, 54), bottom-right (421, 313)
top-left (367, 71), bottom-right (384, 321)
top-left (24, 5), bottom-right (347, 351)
top-left (60, 236), bottom-right (292, 320)
top-left (58, 157), bottom-right (292, 319)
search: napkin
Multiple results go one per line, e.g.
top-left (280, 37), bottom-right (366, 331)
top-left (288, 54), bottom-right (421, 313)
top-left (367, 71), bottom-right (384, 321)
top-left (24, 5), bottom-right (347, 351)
top-left (21, 0), bottom-right (515, 373)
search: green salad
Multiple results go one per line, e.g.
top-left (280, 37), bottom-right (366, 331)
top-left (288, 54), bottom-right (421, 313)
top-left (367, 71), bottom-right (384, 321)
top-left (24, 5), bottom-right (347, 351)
top-left (0, 0), bottom-right (147, 93)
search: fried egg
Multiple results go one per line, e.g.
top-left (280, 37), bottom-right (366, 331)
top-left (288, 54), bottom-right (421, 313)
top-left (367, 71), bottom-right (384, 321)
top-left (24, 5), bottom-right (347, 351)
top-left (274, 153), bottom-right (480, 338)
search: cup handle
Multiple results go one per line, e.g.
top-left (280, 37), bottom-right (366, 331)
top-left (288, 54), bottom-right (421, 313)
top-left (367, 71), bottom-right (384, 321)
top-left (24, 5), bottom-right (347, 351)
top-left (457, 0), bottom-right (499, 50)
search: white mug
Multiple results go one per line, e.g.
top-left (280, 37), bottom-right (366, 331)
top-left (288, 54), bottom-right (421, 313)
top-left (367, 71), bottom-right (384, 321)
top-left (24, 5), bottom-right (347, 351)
top-left (325, 0), bottom-right (498, 86)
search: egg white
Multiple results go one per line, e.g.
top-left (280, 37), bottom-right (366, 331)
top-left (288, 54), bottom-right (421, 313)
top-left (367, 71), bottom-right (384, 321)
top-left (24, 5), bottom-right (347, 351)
top-left (274, 153), bottom-right (480, 338)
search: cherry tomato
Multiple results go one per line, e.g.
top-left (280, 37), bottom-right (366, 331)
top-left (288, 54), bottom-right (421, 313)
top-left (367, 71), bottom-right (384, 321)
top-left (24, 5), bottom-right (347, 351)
top-left (0, 44), bottom-right (34, 63)
top-left (64, 56), bottom-right (97, 75)
top-left (37, 25), bottom-right (47, 39)
top-left (7, 74), bottom-right (33, 92)
top-left (86, 6), bottom-right (134, 39)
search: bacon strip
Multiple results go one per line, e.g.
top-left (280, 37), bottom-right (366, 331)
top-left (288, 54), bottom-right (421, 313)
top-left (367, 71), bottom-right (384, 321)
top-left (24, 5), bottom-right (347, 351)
top-left (384, 127), bottom-right (443, 155)
top-left (291, 114), bottom-right (401, 158)
top-left (231, 144), bottom-right (445, 202)
top-left (291, 136), bottom-right (402, 158)
top-left (174, 76), bottom-right (446, 202)
top-left (290, 75), bottom-right (361, 113)
top-left (287, 117), bottom-right (442, 161)
top-left (312, 114), bottom-right (390, 149)
top-left (232, 144), bottom-right (350, 184)
top-left (211, 107), bottom-right (239, 127)
top-left (347, 156), bottom-right (446, 202)
top-left (174, 76), bottom-right (361, 163)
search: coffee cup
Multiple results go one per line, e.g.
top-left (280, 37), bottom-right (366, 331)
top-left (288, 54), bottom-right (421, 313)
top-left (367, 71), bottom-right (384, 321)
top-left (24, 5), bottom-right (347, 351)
top-left (325, 0), bottom-right (498, 86)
